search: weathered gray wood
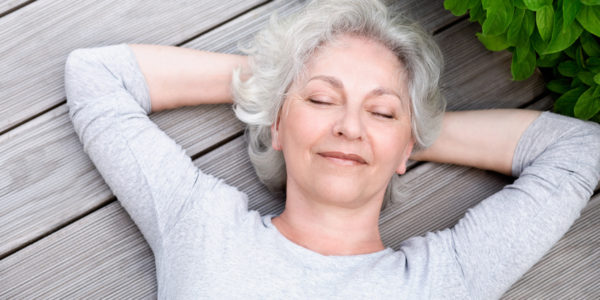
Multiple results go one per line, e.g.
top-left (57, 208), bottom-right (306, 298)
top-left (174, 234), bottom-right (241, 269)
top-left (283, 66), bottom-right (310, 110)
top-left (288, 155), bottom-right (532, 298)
top-left (439, 20), bottom-right (545, 110)
top-left (0, 201), bottom-right (157, 298)
top-left (0, 0), bottom-right (30, 16)
top-left (0, 0), bottom-right (266, 134)
top-left (0, 0), bottom-right (465, 258)
top-left (386, 0), bottom-right (459, 34)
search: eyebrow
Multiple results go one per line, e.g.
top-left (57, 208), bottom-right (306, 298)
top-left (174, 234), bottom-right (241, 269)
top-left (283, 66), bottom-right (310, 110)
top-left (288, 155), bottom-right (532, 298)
top-left (307, 75), bottom-right (403, 102)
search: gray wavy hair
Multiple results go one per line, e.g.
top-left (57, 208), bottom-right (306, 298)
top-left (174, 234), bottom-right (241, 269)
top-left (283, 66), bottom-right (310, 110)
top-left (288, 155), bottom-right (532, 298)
top-left (232, 0), bottom-right (445, 200)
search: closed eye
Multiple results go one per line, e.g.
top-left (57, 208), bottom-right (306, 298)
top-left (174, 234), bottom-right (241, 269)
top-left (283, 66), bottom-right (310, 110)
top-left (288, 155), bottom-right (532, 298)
top-left (372, 112), bottom-right (394, 119)
top-left (309, 98), bottom-right (332, 105)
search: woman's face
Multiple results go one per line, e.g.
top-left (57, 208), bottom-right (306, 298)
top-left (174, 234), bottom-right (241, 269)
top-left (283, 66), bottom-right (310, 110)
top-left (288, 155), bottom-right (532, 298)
top-left (272, 34), bottom-right (414, 208)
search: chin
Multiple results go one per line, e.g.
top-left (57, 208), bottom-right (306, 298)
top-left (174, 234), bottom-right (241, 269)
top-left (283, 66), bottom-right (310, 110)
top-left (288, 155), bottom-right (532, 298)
top-left (312, 176), bottom-right (374, 207)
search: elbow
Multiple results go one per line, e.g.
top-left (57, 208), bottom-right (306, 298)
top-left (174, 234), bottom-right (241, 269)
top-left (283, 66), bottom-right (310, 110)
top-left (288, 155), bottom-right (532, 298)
top-left (64, 47), bottom-right (112, 115)
top-left (64, 48), bottom-right (95, 105)
top-left (577, 121), bottom-right (600, 192)
top-left (590, 124), bottom-right (600, 190)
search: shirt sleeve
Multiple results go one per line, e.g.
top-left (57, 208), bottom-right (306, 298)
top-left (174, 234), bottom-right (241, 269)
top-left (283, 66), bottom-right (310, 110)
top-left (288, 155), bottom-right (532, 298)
top-left (64, 44), bottom-right (228, 253)
top-left (448, 112), bottom-right (600, 299)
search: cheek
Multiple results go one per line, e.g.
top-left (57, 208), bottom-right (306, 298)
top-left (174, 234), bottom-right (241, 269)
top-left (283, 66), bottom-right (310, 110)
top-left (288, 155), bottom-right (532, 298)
top-left (369, 125), bottom-right (412, 167)
top-left (279, 102), bottom-right (331, 149)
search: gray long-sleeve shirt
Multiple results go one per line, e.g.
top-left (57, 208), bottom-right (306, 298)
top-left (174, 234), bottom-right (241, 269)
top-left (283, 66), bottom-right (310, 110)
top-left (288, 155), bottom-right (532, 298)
top-left (64, 44), bottom-right (600, 299)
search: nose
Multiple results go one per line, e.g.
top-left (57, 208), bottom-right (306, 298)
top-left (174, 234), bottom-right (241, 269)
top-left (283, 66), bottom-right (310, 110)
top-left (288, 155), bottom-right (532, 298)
top-left (332, 107), bottom-right (364, 140)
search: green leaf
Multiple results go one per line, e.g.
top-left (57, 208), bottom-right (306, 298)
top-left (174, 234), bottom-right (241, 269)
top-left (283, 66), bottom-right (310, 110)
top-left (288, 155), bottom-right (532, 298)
top-left (577, 5), bottom-right (600, 37)
top-left (547, 78), bottom-right (572, 93)
top-left (470, 3), bottom-right (487, 24)
top-left (558, 60), bottom-right (581, 76)
top-left (482, 0), bottom-right (513, 10)
top-left (581, 0), bottom-right (600, 5)
top-left (571, 76), bottom-right (584, 87)
top-left (523, 10), bottom-right (536, 36)
top-left (563, 0), bottom-right (582, 26)
top-left (514, 0), bottom-right (528, 9)
top-left (477, 32), bottom-right (511, 51)
top-left (467, 0), bottom-right (480, 9)
top-left (512, 44), bottom-right (537, 80)
top-left (532, 28), bottom-right (549, 53)
top-left (594, 72), bottom-right (600, 84)
top-left (554, 86), bottom-right (587, 116)
top-left (544, 9), bottom-right (584, 54)
top-left (445, 0), bottom-right (469, 16)
top-left (537, 52), bottom-right (563, 67)
top-left (564, 43), bottom-right (577, 58)
top-left (507, 8), bottom-right (527, 46)
top-left (574, 86), bottom-right (600, 120)
top-left (580, 32), bottom-right (600, 56)
top-left (587, 57), bottom-right (600, 72)
top-left (577, 71), bottom-right (596, 85)
top-left (537, 5), bottom-right (555, 41)
top-left (513, 0), bottom-right (527, 9)
top-left (523, 0), bottom-right (553, 11)
top-left (483, 7), bottom-right (514, 35)
top-left (576, 45), bottom-right (586, 68)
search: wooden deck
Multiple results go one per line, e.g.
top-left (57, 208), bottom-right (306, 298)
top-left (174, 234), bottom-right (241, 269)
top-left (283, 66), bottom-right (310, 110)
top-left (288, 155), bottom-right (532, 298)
top-left (0, 0), bottom-right (597, 298)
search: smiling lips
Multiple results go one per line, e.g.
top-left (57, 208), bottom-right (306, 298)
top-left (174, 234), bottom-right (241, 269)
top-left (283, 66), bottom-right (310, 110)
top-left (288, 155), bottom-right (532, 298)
top-left (318, 151), bottom-right (367, 166)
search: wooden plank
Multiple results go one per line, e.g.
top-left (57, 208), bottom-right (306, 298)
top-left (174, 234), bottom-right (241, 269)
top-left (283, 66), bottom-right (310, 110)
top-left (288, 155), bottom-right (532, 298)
top-left (0, 0), bottom-right (31, 16)
top-left (0, 0), bottom-right (266, 134)
top-left (0, 201), bottom-right (157, 298)
top-left (387, 0), bottom-right (459, 34)
top-left (0, 0), bottom-right (465, 258)
top-left (2, 131), bottom-right (597, 297)
top-left (0, 0), bottom-right (302, 259)
top-left (438, 20), bottom-right (545, 110)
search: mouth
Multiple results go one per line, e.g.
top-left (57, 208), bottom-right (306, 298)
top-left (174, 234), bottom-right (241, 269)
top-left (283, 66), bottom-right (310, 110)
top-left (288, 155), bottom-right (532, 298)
top-left (317, 151), bottom-right (367, 166)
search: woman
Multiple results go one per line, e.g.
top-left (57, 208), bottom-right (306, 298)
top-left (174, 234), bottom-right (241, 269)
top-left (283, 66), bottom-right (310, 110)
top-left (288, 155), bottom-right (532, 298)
top-left (64, 0), bottom-right (600, 298)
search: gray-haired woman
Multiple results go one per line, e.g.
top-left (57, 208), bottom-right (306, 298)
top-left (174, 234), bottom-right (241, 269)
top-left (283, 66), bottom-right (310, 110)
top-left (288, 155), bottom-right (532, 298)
top-left (64, 0), bottom-right (600, 298)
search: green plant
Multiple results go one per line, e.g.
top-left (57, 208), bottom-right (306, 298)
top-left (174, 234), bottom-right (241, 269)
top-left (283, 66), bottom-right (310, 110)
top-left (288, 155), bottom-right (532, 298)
top-left (444, 0), bottom-right (600, 122)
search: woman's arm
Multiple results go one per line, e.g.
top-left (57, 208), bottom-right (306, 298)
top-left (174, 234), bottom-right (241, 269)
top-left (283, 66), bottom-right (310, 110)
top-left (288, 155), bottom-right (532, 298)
top-left (412, 110), bottom-right (600, 299)
top-left (411, 109), bottom-right (541, 175)
top-left (128, 44), bottom-right (248, 112)
top-left (65, 44), bottom-right (247, 253)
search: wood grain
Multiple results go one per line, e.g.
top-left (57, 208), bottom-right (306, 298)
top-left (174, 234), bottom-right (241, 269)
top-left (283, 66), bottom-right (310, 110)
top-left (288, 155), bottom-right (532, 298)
top-left (0, 0), bottom-right (30, 16)
top-left (0, 0), bottom-right (266, 134)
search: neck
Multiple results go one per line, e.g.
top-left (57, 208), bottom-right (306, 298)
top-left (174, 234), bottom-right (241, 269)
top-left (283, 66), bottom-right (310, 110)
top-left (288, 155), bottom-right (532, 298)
top-left (271, 180), bottom-right (386, 256)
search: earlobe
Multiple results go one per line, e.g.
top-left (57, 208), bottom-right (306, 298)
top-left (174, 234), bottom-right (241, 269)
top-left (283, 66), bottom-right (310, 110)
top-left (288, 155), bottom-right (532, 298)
top-left (395, 140), bottom-right (415, 175)
top-left (271, 121), bottom-right (282, 151)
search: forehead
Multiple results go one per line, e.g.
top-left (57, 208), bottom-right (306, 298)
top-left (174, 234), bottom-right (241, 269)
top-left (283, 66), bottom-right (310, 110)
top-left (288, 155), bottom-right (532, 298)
top-left (298, 34), bottom-right (407, 95)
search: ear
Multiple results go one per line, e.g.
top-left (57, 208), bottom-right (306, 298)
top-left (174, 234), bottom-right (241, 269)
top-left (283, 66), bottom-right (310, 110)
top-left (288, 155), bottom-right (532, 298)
top-left (395, 140), bottom-right (415, 175)
top-left (270, 115), bottom-right (282, 151)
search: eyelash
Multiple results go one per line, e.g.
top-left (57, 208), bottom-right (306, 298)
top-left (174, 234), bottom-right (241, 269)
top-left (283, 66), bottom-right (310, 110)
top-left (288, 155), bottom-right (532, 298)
top-left (309, 98), bottom-right (331, 105)
top-left (308, 98), bottom-right (394, 119)
top-left (372, 112), bottom-right (394, 119)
